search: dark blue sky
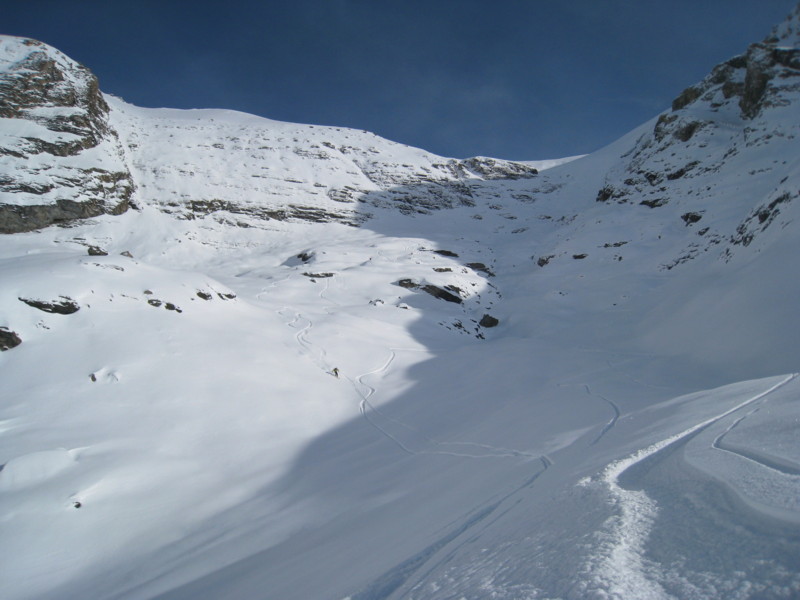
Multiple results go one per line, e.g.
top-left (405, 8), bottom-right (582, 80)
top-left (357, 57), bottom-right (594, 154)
top-left (5, 1), bottom-right (797, 160)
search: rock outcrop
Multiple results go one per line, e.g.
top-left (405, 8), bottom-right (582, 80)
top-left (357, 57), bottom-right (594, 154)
top-left (585, 4), bottom-right (800, 269)
top-left (0, 36), bottom-right (133, 233)
top-left (0, 327), bottom-right (21, 350)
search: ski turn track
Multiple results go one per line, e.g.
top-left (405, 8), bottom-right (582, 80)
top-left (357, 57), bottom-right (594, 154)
top-left (352, 350), bottom-right (549, 461)
top-left (582, 373), bottom-right (798, 599)
top-left (277, 302), bottom-right (549, 463)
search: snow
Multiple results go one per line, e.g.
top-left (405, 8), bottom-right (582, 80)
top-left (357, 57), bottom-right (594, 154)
top-left (2, 17), bottom-right (800, 600)
top-left (519, 154), bottom-right (586, 170)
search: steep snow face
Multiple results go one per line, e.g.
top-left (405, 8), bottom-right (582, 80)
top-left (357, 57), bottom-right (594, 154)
top-left (505, 9), bottom-right (800, 376)
top-left (0, 36), bottom-right (133, 233)
top-left (108, 98), bottom-right (538, 227)
top-left (1, 6), bottom-right (800, 600)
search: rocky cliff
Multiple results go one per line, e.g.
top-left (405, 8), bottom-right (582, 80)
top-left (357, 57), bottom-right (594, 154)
top-left (0, 36), bottom-right (133, 233)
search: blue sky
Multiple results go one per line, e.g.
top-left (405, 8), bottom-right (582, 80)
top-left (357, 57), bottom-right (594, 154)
top-left (5, 1), bottom-right (797, 160)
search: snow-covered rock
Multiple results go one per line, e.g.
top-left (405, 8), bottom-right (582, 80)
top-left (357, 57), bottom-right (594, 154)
top-left (0, 36), bottom-right (133, 233)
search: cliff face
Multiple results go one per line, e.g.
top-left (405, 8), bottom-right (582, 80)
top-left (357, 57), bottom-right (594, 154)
top-left (0, 36), bottom-right (133, 233)
top-left (580, 6), bottom-right (800, 272)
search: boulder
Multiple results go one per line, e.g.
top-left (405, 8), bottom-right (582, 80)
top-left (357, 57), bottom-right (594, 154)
top-left (0, 327), bottom-right (22, 350)
top-left (18, 296), bottom-right (79, 314)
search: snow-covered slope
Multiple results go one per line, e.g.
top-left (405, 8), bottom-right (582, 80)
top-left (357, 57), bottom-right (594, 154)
top-left (1, 6), bottom-right (799, 600)
top-left (108, 98), bottom-right (540, 227)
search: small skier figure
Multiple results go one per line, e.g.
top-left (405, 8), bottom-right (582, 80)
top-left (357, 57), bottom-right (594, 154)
top-left (332, 367), bottom-right (340, 378)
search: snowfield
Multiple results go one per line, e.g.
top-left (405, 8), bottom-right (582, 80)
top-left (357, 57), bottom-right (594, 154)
top-left (1, 7), bottom-right (800, 599)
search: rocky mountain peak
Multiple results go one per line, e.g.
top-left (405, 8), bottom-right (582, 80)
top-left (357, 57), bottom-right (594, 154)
top-left (584, 6), bottom-right (799, 273)
top-left (0, 36), bottom-right (133, 234)
top-left (765, 1), bottom-right (800, 46)
top-left (661, 3), bottom-right (800, 122)
top-left (0, 36), bottom-right (110, 147)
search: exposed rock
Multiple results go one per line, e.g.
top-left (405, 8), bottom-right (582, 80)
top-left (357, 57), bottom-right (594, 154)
top-left (120, 250), bottom-right (134, 258)
top-left (536, 255), bottom-right (555, 267)
top-left (147, 298), bottom-right (162, 307)
top-left (671, 85), bottom-right (703, 111)
top-left (0, 196), bottom-right (131, 234)
top-left (296, 251), bottom-right (314, 263)
top-left (396, 278), bottom-right (420, 290)
top-left (596, 185), bottom-right (628, 204)
top-left (653, 113), bottom-right (679, 141)
top-left (0, 37), bottom-right (134, 233)
top-left (87, 245), bottom-right (107, 256)
top-left (459, 156), bottom-right (538, 180)
top-left (421, 284), bottom-right (462, 304)
top-left (642, 171), bottom-right (663, 186)
top-left (479, 314), bottom-right (499, 328)
top-left (432, 249), bottom-right (459, 257)
top-left (666, 161), bottom-right (699, 180)
top-left (741, 45), bottom-right (776, 118)
top-left (640, 198), bottom-right (667, 208)
top-left (187, 199), bottom-right (358, 226)
top-left (196, 291), bottom-right (212, 300)
top-left (572, 253), bottom-right (588, 260)
top-left (18, 296), bottom-right (79, 314)
top-left (596, 186), bottom-right (614, 202)
top-left (674, 121), bottom-right (702, 142)
top-left (659, 26), bottom-right (800, 124)
top-left (731, 191), bottom-right (794, 246)
top-left (466, 262), bottom-right (495, 277)
top-left (327, 186), bottom-right (363, 204)
top-left (394, 279), bottom-right (462, 303)
top-left (302, 272), bottom-right (333, 278)
top-left (0, 327), bottom-right (22, 350)
top-left (681, 212), bottom-right (704, 225)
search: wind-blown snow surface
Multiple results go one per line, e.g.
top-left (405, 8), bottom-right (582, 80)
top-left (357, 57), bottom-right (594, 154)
top-left (2, 11), bottom-right (800, 600)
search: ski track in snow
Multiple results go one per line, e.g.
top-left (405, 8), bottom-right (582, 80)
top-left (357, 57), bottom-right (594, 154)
top-left (275, 297), bottom-right (559, 599)
top-left (277, 291), bottom-right (546, 462)
top-left (557, 381), bottom-right (622, 446)
top-left (583, 383), bottom-right (621, 446)
top-left (584, 373), bottom-right (798, 599)
top-left (711, 402), bottom-right (800, 476)
top-left (352, 350), bottom-right (546, 461)
top-left (277, 308), bottom-right (330, 373)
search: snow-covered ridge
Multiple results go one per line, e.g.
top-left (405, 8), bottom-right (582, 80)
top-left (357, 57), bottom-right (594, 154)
top-left (108, 97), bottom-right (542, 227)
top-left (0, 33), bottom-right (544, 234)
